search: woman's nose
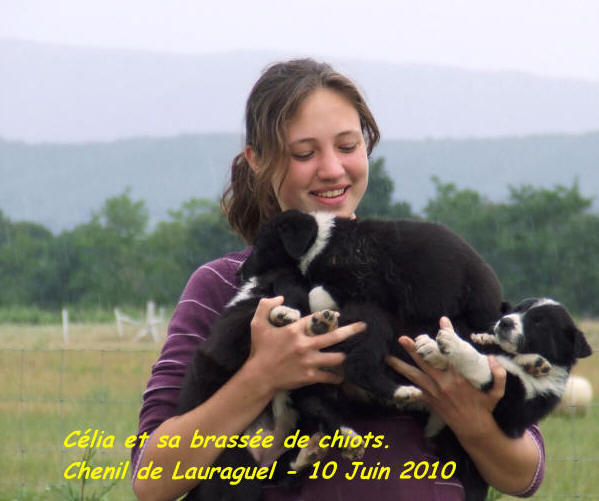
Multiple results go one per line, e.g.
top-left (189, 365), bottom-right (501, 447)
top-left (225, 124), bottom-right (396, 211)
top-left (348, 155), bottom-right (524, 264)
top-left (317, 147), bottom-right (345, 179)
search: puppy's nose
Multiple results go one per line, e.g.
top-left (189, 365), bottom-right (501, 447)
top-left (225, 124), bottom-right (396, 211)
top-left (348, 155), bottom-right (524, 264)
top-left (499, 317), bottom-right (515, 330)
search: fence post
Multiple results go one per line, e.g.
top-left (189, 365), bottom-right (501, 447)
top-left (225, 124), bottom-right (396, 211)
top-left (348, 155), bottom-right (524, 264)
top-left (147, 301), bottom-right (159, 342)
top-left (132, 300), bottom-right (164, 342)
top-left (62, 309), bottom-right (69, 345)
top-left (114, 308), bottom-right (124, 337)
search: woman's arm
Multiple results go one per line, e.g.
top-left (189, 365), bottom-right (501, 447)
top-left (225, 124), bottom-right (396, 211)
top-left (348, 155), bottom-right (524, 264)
top-left (386, 320), bottom-right (543, 496)
top-left (133, 296), bottom-right (366, 501)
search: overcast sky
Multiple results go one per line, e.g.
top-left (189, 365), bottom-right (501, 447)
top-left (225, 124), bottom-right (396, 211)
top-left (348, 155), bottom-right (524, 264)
top-left (2, 0), bottom-right (599, 82)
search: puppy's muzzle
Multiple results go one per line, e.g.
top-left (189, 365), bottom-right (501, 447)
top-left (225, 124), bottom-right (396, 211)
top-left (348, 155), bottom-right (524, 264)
top-left (493, 314), bottom-right (522, 352)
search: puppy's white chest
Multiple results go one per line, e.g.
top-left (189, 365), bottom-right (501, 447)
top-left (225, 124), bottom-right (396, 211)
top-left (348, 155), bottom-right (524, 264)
top-left (309, 286), bottom-right (339, 312)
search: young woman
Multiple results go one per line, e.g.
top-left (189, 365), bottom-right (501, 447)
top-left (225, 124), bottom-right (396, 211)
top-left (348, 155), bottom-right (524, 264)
top-left (132, 59), bottom-right (545, 501)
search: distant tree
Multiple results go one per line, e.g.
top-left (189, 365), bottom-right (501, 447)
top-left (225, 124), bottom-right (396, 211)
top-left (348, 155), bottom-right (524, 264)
top-left (67, 189), bottom-right (149, 307)
top-left (357, 158), bottom-right (415, 219)
top-left (98, 187), bottom-right (149, 239)
top-left (424, 178), bottom-right (599, 315)
top-left (0, 210), bottom-right (13, 246)
top-left (494, 182), bottom-right (595, 312)
top-left (424, 176), bottom-right (503, 252)
top-left (144, 198), bottom-right (244, 304)
top-left (0, 217), bottom-right (54, 305)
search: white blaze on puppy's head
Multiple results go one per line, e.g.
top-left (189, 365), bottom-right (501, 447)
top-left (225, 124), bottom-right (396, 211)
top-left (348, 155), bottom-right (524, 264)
top-left (531, 298), bottom-right (560, 309)
top-left (299, 212), bottom-right (336, 274)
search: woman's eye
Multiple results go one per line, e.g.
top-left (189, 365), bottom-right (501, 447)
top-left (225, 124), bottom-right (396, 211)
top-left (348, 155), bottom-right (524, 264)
top-left (291, 152), bottom-right (313, 160)
top-left (338, 144), bottom-right (357, 153)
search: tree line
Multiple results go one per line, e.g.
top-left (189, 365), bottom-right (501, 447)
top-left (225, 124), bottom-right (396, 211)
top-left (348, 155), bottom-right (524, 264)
top-left (1, 158), bottom-right (597, 316)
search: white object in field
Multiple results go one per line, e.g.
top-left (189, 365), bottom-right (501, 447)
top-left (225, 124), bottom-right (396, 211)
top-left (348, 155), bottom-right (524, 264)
top-left (114, 301), bottom-right (163, 341)
top-left (554, 376), bottom-right (593, 416)
top-left (114, 307), bottom-right (141, 337)
top-left (62, 309), bottom-right (69, 344)
top-left (133, 301), bottom-right (164, 342)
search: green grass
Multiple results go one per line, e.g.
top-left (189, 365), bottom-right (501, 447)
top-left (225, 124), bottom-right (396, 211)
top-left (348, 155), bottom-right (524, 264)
top-left (0, 320), bottom-right (597, 500)
top-left (0, 305), bottom-right (175, 325)
top-left (0, 322), bottom-right (161, 500)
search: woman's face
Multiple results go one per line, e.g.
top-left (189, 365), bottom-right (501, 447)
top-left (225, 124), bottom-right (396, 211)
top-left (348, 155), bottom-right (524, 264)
top-left (272, 88), bottom-right (369, 218)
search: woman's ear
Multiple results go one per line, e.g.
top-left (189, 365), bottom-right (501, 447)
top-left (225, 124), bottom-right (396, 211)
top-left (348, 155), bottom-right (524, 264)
top-left (244, 146), bottom-right (259, 173)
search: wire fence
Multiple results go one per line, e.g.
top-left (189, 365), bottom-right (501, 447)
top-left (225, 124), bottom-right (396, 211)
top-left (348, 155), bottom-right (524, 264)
top-left (1, 342), bottom-right (597, 500)
top-left (1, 346), bottom-right (158, 500)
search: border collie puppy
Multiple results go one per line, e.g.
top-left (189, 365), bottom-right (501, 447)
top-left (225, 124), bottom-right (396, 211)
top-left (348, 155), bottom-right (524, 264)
top-left (176, 266), bottom-right (314, 501)
top-left (241, 209), bottom-right (504, 404)
top-left (413, 298), bottom-right (592, 501)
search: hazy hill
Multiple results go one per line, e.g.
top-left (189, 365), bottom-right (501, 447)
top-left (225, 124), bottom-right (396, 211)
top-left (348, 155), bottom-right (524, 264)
top-left (0, 134), bottom-right (240, 232)
top-left (2, 39), bottom-right (599, 142)
top-left (1, 132), bottom-right (597, 233)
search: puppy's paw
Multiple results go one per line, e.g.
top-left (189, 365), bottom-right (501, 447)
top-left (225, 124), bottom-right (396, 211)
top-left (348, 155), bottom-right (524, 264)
top-left (514, 354), bottom-right (552, 377)
top-left (309, 309), bottom-right (340, 335)
top-left (393, 385), bottom-right (423, 404)
top-left (289, 432), bottom-right (328, 471)
top-left (340, 444), bottom-right (365, 461)
top-left (470, 332), bottom-right (497, 346)
top-left (270, 305), bottom-right (301, 327)
top-left (436, 327), bottom-right (461, 357)
top-left (415, 334), bottom-right (448, 370)
top-left (338, 426), bottom-right (365, 461)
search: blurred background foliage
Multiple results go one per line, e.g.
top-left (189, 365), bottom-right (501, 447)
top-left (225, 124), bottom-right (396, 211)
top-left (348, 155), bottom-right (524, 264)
top-left (1, 157), bottom-right (597, 317)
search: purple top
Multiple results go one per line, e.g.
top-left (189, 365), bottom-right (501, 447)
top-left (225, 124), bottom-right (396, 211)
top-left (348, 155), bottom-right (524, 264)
top-left (134, 248), bottom-right (545, 500)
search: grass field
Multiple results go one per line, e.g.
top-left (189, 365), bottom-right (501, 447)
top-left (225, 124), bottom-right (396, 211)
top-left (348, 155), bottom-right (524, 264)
top-left (0, 322), bottom-right (161, 501)
top-left (0, 319), bottom-right (597, 500)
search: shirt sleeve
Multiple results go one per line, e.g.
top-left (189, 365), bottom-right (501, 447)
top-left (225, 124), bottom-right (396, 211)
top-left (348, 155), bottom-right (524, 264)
top-left (131, 250), bottom-right (250, 472)
top-left (511, 424), bottom-right (546, 497)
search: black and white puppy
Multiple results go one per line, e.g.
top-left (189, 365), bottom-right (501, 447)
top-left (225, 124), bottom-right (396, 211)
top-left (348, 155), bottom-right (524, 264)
top-left (176, 267), bottom-right (316, 501)
top-left (413, 298), bottom-right (592, 501)
top-left (241, 209), bottom-right (505, 405)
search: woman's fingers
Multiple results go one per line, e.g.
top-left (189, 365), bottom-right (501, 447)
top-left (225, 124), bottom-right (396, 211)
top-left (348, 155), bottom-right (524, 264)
top-left (314, 351), bottom-right (347, 367)
top-left (397, 335), bottom-right (445, 377)
top-left (487, 355), bottom-right (507, 401)
top-left (385, 354), bottom-right (438, 397)
top-left (250, 301), bottom-right (365, 387)
top-left (313, 369), bottom-right (344, 385)
top-left (310, 320), bottom-right (367, 350)
top-left (251, 296), bottom-right (285, 326)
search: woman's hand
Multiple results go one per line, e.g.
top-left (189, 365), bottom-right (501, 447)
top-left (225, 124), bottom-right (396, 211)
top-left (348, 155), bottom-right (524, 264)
top-left (247, 296), bottom-right (367, 393)
top-left (386, 317), bottom-right (506, 440)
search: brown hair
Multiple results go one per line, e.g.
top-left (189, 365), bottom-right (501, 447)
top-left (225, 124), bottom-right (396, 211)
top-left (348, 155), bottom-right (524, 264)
top-left (221, 58), bottom-right (379, 244)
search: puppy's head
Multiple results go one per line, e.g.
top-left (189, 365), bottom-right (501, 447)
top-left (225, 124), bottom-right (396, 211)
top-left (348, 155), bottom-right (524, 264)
top-left (494, 298), bottom-right (592, 366)
top-left (240, 210), bottom-right (322, 281)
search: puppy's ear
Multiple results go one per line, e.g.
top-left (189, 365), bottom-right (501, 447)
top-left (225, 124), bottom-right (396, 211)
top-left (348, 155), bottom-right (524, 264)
top-left (277, 210), bottom-right (318, 260)
top-left (574, 329), bottom-right (593, 358)
top-left (500, 301), bottom-right (512, 314)
top-left (238, 256), bottom-right (256, 282)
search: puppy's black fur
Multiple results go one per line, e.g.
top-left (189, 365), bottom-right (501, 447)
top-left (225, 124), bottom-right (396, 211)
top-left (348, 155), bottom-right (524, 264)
top-left (242, 210), bottom-right (504, 404)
